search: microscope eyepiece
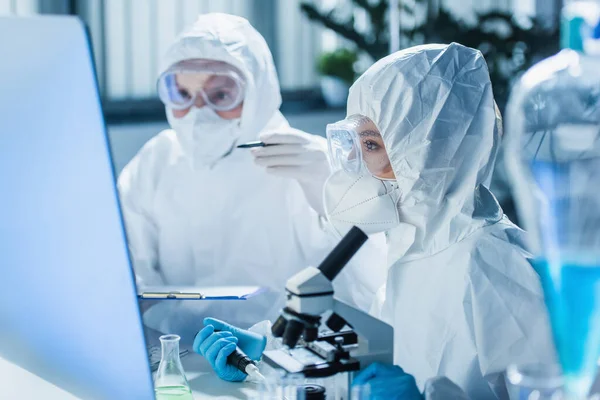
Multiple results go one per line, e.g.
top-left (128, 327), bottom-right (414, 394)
top-left (318, 227), bottom-right (367, 281)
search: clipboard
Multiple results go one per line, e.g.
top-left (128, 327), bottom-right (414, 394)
top-left (137, 286), bottom-right (265, 300)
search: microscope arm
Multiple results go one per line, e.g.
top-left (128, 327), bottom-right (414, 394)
top-left (332, 298), bottom-right (394, 365)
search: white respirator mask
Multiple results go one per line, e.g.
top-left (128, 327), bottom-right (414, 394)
top-left (167, 106), bottom-right (242, 167)
top-left (323, 169), bottom-right (401, 237)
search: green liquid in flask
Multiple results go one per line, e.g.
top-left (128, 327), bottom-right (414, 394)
top-left (155, 385), bottom-right (194, 400)
top-left (154, 334), bottom-right (193, 400)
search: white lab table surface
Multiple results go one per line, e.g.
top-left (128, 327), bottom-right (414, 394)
top-left (0, 351), bottom-right (257, 399)
top-left (182, 352), bottom-right (260, 399)
top-left (0, 351), bottom-right (333, 399)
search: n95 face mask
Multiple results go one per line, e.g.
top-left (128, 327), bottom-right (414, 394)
top-left (323, 169), bottom-right (401, 237)
top-left (167, 106), bottom-right (242, 167)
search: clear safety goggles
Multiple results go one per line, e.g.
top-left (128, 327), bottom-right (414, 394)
top-left (157, 60), bottom-right (246, 112)
top-left (326, 114), bottom-right (393, 180)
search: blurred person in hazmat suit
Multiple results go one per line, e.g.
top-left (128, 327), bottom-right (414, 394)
top-left (117, 13), bottom-right (386, 342)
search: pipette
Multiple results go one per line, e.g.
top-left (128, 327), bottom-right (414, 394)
top-left (226, 347), bottom-right (266, 382)
top-left (214, 329), bottom-right (266, 382)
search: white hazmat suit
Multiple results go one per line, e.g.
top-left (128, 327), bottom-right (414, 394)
top-left (117, 14), bottom-right (386, 340)
top-left (343, 43), bottom-right (555, 398)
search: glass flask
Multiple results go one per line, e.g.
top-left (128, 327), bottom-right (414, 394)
top-left (154, 334), bottom-right (193, 400)
top-left (505, 1), bottom-right (600, 398)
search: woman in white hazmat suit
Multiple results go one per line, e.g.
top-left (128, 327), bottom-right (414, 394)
top-left (117, 13), bottom-right (386, 341)
top-left (195, 43), bottom-right (555, 398)
top-left (329, 43), bottom-right (556, 398)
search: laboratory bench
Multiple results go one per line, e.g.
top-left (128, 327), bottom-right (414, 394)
top-left (0, 352), bottom-right (259, 399)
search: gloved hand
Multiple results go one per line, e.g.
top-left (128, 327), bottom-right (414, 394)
top-left (193, 318), bottom-right (267, 382)
top-left (252, 129), bottom-right (331, 216)
top-left (352, 362), bottom-right (423, 400)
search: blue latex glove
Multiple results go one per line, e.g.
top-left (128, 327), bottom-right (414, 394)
top-left (202, 318), bottom-right (266, 359)
top-left (353, 362), bottom-right (423, 400)
top-left (193, 325), bottom-right (244, 381)
top-left (193, 318), bottom-right (267, 382)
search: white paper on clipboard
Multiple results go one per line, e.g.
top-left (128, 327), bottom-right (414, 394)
top-left (137, 286), bottom-right (265, 300)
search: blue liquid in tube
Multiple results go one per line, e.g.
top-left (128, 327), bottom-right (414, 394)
top-left (532, 259), bottom-right (600, 397)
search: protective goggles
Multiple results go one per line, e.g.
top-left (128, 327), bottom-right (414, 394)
top-left (157, 60), bottom-right (246, 112)
top-left (326, 114), bottom-right (393, 179)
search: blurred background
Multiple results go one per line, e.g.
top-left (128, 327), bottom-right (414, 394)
top-left (1, 0), bottom-right (563, 221)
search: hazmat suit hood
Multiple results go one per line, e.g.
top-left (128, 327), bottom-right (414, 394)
top-left (161, 13), bottom-right (283, 145)
top-left (359, 44), bottom-right (554, 399)
top-left (347, 42), bottom-right (503, 260)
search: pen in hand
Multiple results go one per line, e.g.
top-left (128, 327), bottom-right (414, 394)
top-left (236, 141), bottom-right (276, 149)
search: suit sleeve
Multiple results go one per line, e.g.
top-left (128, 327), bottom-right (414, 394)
top-left (465, 239), bottom-right (556, 398)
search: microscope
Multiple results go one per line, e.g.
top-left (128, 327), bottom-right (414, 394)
top-left (262, 227), bottom-right (394, 398)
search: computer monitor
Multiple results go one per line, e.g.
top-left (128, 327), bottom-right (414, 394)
top-left (0, 15), bottom-right (155, 399)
